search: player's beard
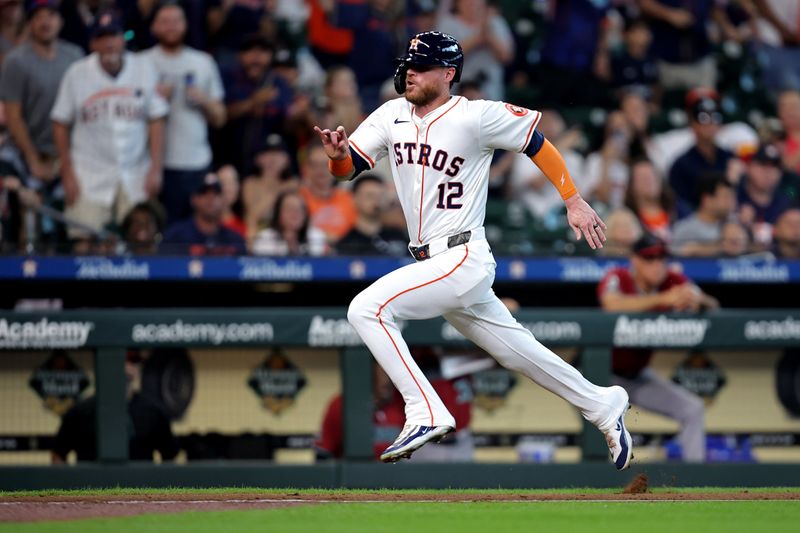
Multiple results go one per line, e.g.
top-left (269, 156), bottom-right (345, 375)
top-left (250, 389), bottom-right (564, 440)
top-left (405, 82), bottom-right (441, 107)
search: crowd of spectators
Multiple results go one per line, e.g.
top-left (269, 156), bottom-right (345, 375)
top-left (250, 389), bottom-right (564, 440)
top-left (0, 0), bottom-right (798, 259)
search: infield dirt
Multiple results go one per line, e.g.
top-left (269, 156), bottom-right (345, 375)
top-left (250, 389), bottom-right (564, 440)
top-left (2, 488), bottom-right (799, 523)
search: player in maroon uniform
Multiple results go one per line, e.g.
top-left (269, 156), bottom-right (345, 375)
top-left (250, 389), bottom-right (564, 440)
top-left (597, 234), bottom-right (719, 462)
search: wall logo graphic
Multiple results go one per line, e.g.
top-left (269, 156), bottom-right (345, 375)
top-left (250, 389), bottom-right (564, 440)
top-left (471, 368), bottom-right (517, 413)
top-left (613, 315), bottom-right (710, 347)
top-left (248, 350), bottom-right (307, 415)
top-left (29, 350), bottom-right (90, 415)
top-left (0, 318), bottom-right (94, 348)
top-left (672, 351), bottom-right (726, 401)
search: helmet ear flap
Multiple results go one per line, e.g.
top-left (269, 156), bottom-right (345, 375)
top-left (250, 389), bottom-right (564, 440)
top-left (394, 62), bottom-right (408, 94)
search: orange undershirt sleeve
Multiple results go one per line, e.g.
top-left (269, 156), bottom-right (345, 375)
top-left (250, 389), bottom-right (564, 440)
top-left (530, 138), bottom-right (578, 201)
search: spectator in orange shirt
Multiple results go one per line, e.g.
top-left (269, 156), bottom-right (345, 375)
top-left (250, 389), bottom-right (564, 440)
top-left (299, 144), bottom-right (357, 242)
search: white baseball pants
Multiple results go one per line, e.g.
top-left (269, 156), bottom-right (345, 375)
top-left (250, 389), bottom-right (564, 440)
top-left (347, 237), bottom-right (620, 430)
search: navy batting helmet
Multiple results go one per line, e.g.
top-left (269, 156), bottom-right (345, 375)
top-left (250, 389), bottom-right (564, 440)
top-left (393, 31), bottom-right (464, 94)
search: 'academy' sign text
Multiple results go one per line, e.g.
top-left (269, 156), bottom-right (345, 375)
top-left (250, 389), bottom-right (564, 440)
top-left (613, 315), bottom-right (710, 347)
top-left (0, 318), bottom-right (94, 348)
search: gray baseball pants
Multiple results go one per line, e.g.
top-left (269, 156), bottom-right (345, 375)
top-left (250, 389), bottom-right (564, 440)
top-left (613, 367), bottom-right (706, 462)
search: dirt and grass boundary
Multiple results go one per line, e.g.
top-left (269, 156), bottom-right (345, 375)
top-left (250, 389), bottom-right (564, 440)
top-left (2, 483), bottom-right (800, 523)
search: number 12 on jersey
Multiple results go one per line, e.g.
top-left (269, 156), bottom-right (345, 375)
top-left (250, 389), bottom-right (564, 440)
top-left (436, 181), bottom-right (463, 209)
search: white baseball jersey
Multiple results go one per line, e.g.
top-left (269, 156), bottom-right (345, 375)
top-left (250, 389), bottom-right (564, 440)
top-left (348, 96), bottom-right (541, 245)
top-left (51, 52), bottom-right (169, 207)
top-left (344, 94), bottom-right (628, 459)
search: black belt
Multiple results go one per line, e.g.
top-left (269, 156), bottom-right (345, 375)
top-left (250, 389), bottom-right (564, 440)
top-left (409, 230), bottom-right (472, 261)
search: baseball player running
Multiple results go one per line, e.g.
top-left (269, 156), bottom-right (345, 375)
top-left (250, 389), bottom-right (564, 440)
top-left (314, 31), bottom-right (632, 469)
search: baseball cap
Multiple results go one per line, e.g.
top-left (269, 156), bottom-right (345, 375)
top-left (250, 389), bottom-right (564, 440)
top-left (194, 173), bottom-right (223, 195)
top-left (239, 34), bottom-right (273, 53)
top-left (686, 88), bottom-right (723, 125)
top-left (633, 234), bottom-right (668, 259)
top-left (751, 143), bottom-right (782, 167)
top-left (25, 0), bottom-right (57, 19)
top-left (257, 133), bottom-right (288, 154)
top-left (90, 11), bottom-right (123, 39)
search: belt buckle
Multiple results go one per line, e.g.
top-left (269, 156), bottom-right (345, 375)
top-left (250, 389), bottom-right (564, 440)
top-left (410, 244), bottom-right (430, 261)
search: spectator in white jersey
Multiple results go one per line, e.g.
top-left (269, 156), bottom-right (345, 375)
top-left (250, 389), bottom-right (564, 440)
top-left (143, 2), bottom-right (226, 226)
top-left (51, 11), bottom-right (168, 239)
top-left (0, 0), bottom-right (82, 188)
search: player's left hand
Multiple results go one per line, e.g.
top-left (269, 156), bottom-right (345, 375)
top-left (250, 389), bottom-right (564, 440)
top-left (565, 194), bottom-right (606, 249)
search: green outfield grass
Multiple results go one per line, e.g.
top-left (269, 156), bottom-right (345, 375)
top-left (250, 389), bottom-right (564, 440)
top-left (2, 489), bottom-right (799, 533)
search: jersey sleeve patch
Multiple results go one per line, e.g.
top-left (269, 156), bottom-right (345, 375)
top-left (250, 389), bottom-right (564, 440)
top-left (504, 103), bottom-right (529, 117)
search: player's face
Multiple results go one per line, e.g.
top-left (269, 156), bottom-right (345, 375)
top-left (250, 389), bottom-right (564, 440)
top-left (632, 254), bottom-right (668, 287)
top-left (404, 64), bottom-right (453, 106)
top-left (152, 6), bottom-right (186, 48)
top-left (29, 8), bottom-right (62, 44)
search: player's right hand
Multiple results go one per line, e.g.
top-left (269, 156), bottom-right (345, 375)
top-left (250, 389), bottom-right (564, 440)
top-left (313, 125), bottom-right (350, 160)
top-left (565, 194), bottom-right (606, 249)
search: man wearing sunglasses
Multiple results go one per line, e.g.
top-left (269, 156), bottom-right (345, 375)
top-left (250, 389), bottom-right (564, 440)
top-left (669, 90), bottom-right (735, 218)
top-left (598, 233), bottom-right (719, 462)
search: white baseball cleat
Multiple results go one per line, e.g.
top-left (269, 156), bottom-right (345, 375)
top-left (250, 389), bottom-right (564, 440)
top-left (380, 424), bottom-right (455, 463)
top-left (603, 385), bottom-right (633, 470)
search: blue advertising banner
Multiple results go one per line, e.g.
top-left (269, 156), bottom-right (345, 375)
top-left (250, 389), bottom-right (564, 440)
top-left (0, 256), bottom-right (798, 283)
